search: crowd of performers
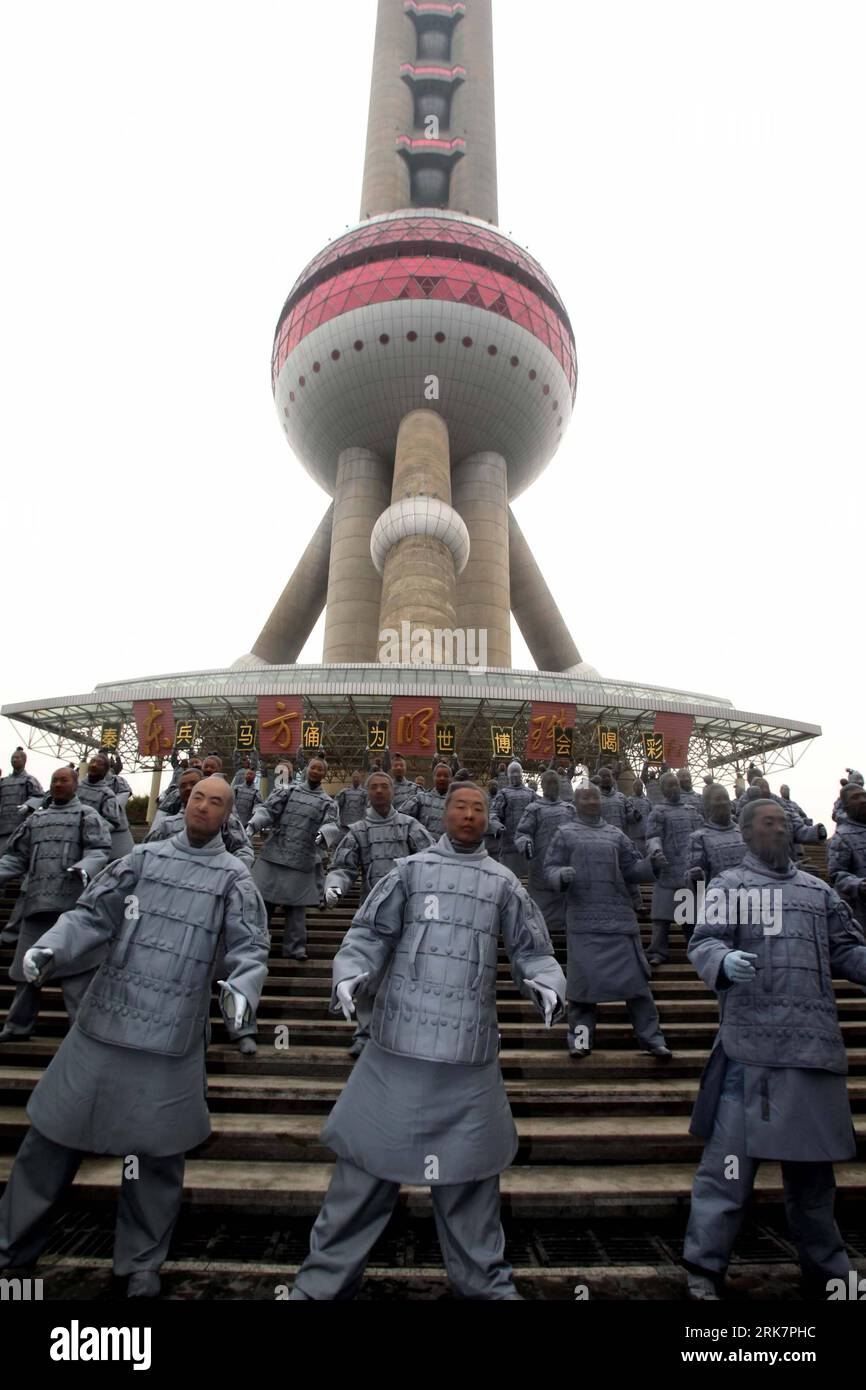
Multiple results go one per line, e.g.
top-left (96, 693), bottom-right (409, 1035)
top-left (0, 740), bottom-right (864, 1302)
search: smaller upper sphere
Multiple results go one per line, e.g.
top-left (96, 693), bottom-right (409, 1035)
top-left (272, 210), bottom-right (576, 499)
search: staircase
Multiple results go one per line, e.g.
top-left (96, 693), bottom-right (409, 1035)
top-left (1, 840), bottom-right (864, 1300)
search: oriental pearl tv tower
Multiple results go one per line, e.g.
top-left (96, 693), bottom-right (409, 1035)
top-left (243, 0), bottom-right (593, 678)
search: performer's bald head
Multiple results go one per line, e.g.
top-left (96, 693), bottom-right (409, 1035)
top-left (185, 774), bottom-right (234, 841)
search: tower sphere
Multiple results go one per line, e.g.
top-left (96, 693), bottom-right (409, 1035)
top-left (272, 209), bottom-right (576, 499)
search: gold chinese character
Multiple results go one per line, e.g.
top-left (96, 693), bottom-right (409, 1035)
top-left (436, 725), bottom-right (455, 753)
top-left (302, 721), bottom-right (322, 749)
top-left (261, 702), bottom-right (299, 751)
top-left (396, 707), bottom-right (434, 748)
top-left (644, 734), bottom-right (665, 762)
top-left (237, 721), bottom-right (255, 749)
top-left (492, 728), bottom-right (513, 756)
top-left (142, 703), bottom-right (172, 755)
top-left (600, 729), bottom-right (619, 754)
top-left (368, 722), bottom-right (387, 751)
top-left (101, 728), bottom-right (119, 750)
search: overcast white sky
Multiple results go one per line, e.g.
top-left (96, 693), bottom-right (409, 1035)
top-left (1, 0), bottom-right (863, 822)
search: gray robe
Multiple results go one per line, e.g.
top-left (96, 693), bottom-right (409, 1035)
top-left (687, 853), bottom-right (866, 1161)
top-left (828, 819), bottom-right (866, 930)
top-left (25, 831), bottom-right (269, 1156)
top-left (544, 818), bottom-right (654, 1001)
top-left (514, 796), bottom-right (577, 929)
top-left (321, 836), bottom-right (565, 1183)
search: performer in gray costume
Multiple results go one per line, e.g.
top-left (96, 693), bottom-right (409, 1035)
top-left (627, 778), bottom-right (653, 853)
top-left (646, 772), bottom-right (704, 966)
top-left (778, 783), bottom-right (811, 826)
top-left (489, 761), bottom-right (536, 876)
top-left (596, 766), bottom-right (636, 833)
top-left (0, 766), bottom-right (111, 1042)
top-left (233, 767), bottom-right (264, 828)
top-left (334, 771), bottom-right (368, 844)
top-left (146, 767), bottom-right (258, 1054)
top-left (388, 754), bottom-right (422, 817)
top-left (325, 771), bottom-right (434, 1057)
top-left (289, 781), bottom-right (565, 1300)
top-left (0, 776), bottom-right (268, 1299)
top-left (687, 785), bottom-right (746, 885)
top-left (0, 750), bottom-right (45, 947)
top-left (676, 769), bottom-right (705, 819)
top-left (146, 768), bottom-right (253, 867)
top-left (0, 750), bottom-right (43, 856)
top-left (828, 782), bottom-right (866, 930)
top-left (416, 763), bottom-right (452, 839)
top-left (514, 769), bottom-right (576, 932)
top-left (78, 751), bottom-right (134, 860)
top-left (89, 756), bottom-right (135, 861)
top-left (833, 769), bottom-right (864, 824)
top-left (683, 797), bottom-right (866, 1300)
top-left (544, 785), bottom-right (669, 1060)
top-left (248, 755), bottom-right (340, 961)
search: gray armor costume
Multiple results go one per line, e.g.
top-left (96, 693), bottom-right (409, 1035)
top-left (646, 799), bottom-right (704, 962)
top-left (688, 822), bottom-right (746, 882)
top-left (94, 772), bottom-right (134, 860)
top-left (598, 785), bottom-right (636, 833)
top-left (290, 834), bottom-right (566, 1300)
top-left (0, 798), bottom-right (112, 1037)
top-left (335, 785), bottom-right (369, 831)
top-left (828, 819), bottom-right (866, 929)
top-left (489, 764), bottom-right (536, 876)
top-left (390, 776), bottom-right (421, 817)
top-left (780, 795), bottom-right (810, 825)
top-left (514, 796), bottom-right (577, 930)
top-left (0, 830), bottom-right (268, 1281)
top-left (326, 807), bottom-right (434, 903)
top-left (544, 817), bottom-right (664, 1053)
top-left (0, 770), bottom-right (44, 854)
top-left (627, 791), bottom-right (653, 851)
top-left (250, 776), bottom-right (340, 958)
top-left (233, 781), bottom-right (263, 828)
top-left (75, 777), bottom-right (129, 859)
top-left (683, 854), bottom-right (866, 1286)
top-left (417, 787), bottom-right (448, 839)
top-left (145, 809), bottom-right (253, 868)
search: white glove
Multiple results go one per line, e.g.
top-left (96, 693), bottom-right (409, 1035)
top-left (525, 980), bottom-right (559, 1028)
top-left (722, 951), bottom-right (758, 984)
top-left (67, 865), bottom-right (89, 887)
top-left (325, 886), bottom-right (342, 907)
top-left (560, 866), bottom-right (575, 887)
top-left (519, 839), bottom-right (534, 860)
top-left (217, 979), bottom-right (251, 1029)
top-left (335, 973), bottom-right (370, 1022)
top-left (23, 948), bottom-right (54, 984)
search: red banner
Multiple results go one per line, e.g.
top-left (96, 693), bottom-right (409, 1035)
top-left (390, 697), bottom-right (441, 757)
top-left (257, 696), bottom-right (304, 756)
top-left (527, 702), bottom-right (577, 761)
top-left (132, 699), bottom-right (176, 757)
top-left (653, 713), bottom-right (694, 768)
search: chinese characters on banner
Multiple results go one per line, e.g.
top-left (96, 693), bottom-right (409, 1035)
top-left (99, 725), bottom-right (121, 752)
top-left (302, 720), bottom-right (325, 753)
top-left (367, 718), bottom-right (388, 752)
top-left (435, 723), bottom-right (457, 757)
top-left (257, 696), bottom-right (303, 755)
top-left (598, 726), bottom-right (620, 756)
top-left (236, 719), bottom-right (257, 752)
top-left (174, 719), bottom-right (199, 750)
top-left (653, 713), bottom-right (694, 768)
top-left (390, 697), bottom-right (440, 757)
top-left (491, 726), bottom-right (514, 759)
top-left (132, 700), bottom-right (176, 758)
top-left (527, 703), bottom-right (577, 761)
top-left (642, 732), bottom-right (665, 765)
top-left (553, 725), bottom-right (574, 759)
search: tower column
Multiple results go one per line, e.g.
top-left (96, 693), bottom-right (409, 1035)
top-left (360, 0), bottom-right (414, 218)
top-left (323, 448), bottom-right (392, 664)
top-left (449, 0), bottom-right (498, 223)
top-left (452, 452), bottom-right (510, 668)
top-left (251, 506), bottom-right (334, 665)
top-left (373, 409), bottom-right (469, 652)
top-left (508, 509), bottom-right (582, 672)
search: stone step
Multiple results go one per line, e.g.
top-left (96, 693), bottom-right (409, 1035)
top-left (2, 1155), bottom-right (863, 1218)
top-left (4, 1105), bottom-right (864, 1165)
